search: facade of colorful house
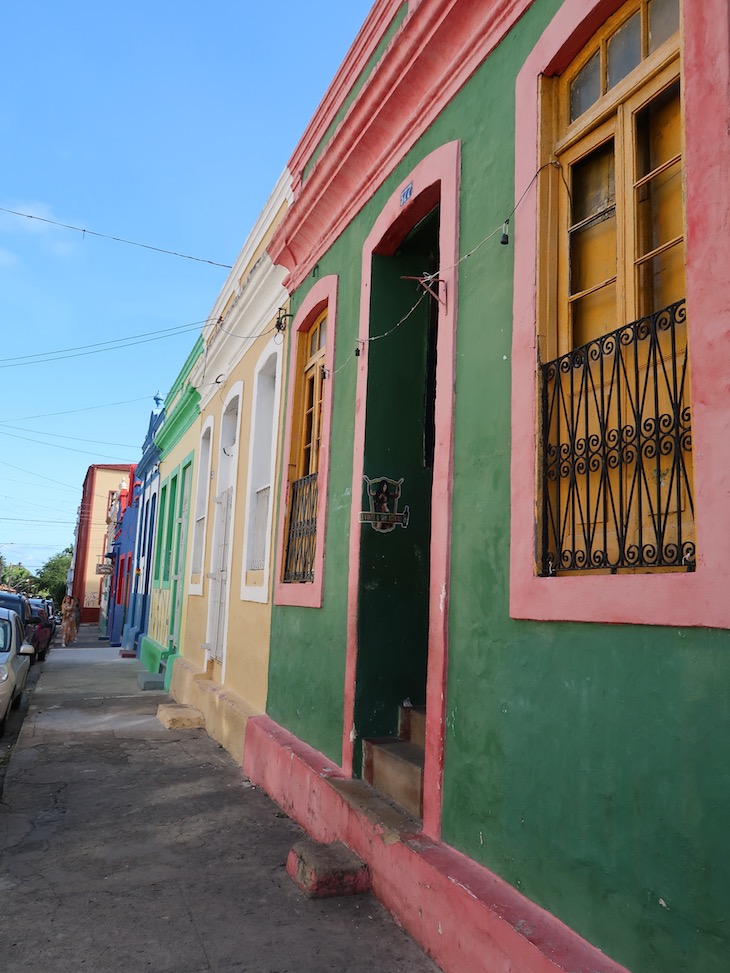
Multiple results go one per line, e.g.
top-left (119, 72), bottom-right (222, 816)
top-left (231, 3), bottom-right (730, 973)
top-left (70, 463), bottom-right (135, 624)
top-left (120, 404), bottom-right (164, 656)
top-left (139, 342), bottom-right (201, 688)
top-left (169, 172), bottom-right (291, 763)
top-left (103, 471), bottom-right (137, 647)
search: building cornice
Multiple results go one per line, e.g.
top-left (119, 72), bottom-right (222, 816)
top-left (165, 336), bottom-right (205, 408)
top-left (287, 0), bottom-right (408, 192)
top-left (193, 253), bottom-right (289, 411)
top-left (206, 169), bottom-right (293, 330)
top-left (268, 0), bottom-right (532, 291)
top-left (155, 383), bottom-right (200, 459)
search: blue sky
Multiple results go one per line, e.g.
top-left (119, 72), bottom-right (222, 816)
top-left (0, 0), bottom-right (374, 574)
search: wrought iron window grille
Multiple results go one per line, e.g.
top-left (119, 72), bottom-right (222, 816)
top-left (283, 472), bottom-right (318, 583)
top-left (540, 298), bottom-right (694, 575)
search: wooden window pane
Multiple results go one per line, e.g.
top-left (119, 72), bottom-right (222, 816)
top-left (312, 370), bottom-right (324, 472)
top-left (635, 81), bottom-right (683, 314)
top-left (569, 140), bottom-right (617, 345)
top-left (319, 317), bottom-right (327, 349)
top-left (301, 372), bottom-right (315, 473)
top-left (571, 281), bottom-right (617, 348)
top-left (636, 160), bottom-right (683, 254)
top-left (635, 80), bottom-right (681, 177)
top-left (649, 0), bottom-right (679, 52)
top-left (570, 216), bottom-right (617, 295)
top-left (607, 11), bottom-right (642, 90)
top-left (637, 241), bottom-right (685, 315)
top-left (570, 51), bottom-right (600, 122)
top-left (304, 371), bottom-right (315, 412)
top-left (571, 140), bottom-right (615, 223)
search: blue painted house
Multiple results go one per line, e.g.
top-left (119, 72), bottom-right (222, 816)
top-left (121, 403), bottom-right (164, 656)
top-left (105, 472), bottom-right (137, 648)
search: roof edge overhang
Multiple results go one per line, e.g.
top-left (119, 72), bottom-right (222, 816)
top-left (268, 0), bottom-right (533, 291)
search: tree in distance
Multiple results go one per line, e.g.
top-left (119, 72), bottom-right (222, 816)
top-left (36, 547), bottom-right (73, 606)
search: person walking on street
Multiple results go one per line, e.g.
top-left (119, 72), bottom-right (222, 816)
top-left (61, 594), bottom-right (78, 647)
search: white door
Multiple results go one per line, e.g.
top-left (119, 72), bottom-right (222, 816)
top-left (205, 487), bottom-right (232, 664)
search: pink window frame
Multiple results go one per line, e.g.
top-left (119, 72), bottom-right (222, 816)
top-left (273, 274), bottom-right (338, 608)
top-left (509, 0), bottom-right (730, 629)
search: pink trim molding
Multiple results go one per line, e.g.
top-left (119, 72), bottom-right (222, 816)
top-left (244, 714), bottom-right (631, 973)
top-left (342, 142), bottom-right (460, 839)
top-left (269, 0), bottom-right (534, 292)
top-left (287, 0), bottom-right (405, 197)
top-left (510, 0), bottom-right (730, 628)
top-left (273, 275), bottom-right (338, 608)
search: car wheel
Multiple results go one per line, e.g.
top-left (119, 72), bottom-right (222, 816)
top-left (11, 690), bottom-right (22, 710)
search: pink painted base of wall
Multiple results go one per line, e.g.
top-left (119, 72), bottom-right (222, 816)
top-left (243, 715), bottom-right (631, 973)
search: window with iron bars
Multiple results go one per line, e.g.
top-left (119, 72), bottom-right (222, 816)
top-left (541, 298), bottom-right (694, 574)
top-left (536, 0), bottom-right (693, 575)
top-left (283, 310), bottom-right (326, 583)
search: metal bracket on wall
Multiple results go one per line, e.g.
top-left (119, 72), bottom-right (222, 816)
top-left (401, 275), bottom-right (447, 309)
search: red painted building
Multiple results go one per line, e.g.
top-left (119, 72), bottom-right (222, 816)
top-left (71, 464), bottom-right (135, 624)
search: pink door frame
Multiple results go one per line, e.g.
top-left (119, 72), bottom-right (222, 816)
top-left (341, 141), bottom-right (461, 839)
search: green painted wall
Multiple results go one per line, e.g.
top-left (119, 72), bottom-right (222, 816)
top-left (266, 251), bottom-right (362, 762)
top-left (268, 3), bottom-right (730, 971)
top-left (139, 632), bottom-right (166, 674)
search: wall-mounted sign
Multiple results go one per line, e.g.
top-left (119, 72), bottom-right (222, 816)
top-left (400, 181), bottom-right (414, 207)
top-left (359, 476), bottom-right (410, 532)
top-left (95, 564), bottom-right (114, 575)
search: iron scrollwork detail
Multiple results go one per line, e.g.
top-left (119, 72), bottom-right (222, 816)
top-left (540, 299), bottom-right (695, 575)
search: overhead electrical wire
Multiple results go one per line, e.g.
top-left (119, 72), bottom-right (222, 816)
top-left (0, 427), bottom-right (131, 460)
top-left (0, 318), bottom-right (216, 366)
top-left (2, 462), bottom-right (129, 506)
top-left (0, 206), bottom-right (233, 269)
top-left (0, 494), bottom-right (78, 514)
top-left (0, 318), bottom-right (217, 370)
top-left (1, 163), bottom-right (560, 543)
top-left (0, 541), bottom-right (71, 554)
top-left (0, 394), bottom-right (155, 425)
top-left (0, 517), bottom-right (79, 525)
top-left (0, 425), bottom-right (139, 449)
top-left (325, 161), bottom-right (563, 380)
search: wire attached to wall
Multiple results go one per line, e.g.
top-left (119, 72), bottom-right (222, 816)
top-left (323, 292), bottom-right (429, 379)
top-left (322, 160), bottom-right (561, 381)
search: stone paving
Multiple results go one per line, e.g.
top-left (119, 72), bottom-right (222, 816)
top-left (0, 625), bottom-right (441, 973)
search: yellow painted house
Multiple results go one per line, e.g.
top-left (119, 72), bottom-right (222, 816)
top-left (169, 172), bottom-right (291, 762)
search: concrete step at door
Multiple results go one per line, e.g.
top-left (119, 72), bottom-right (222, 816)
top-left (362, 738), bottom-right (424, 818)
top-left (398, 703), bottom-right (427, 747)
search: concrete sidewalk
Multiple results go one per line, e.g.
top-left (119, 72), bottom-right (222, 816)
top-left (0, 625), bottom-right (440, 973)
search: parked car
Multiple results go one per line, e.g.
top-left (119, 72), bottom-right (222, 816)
top-left (0, 606), bottom-right (34, 735)
top-left (0, 591), bottom-right (33, 629)
top-left (0, 591), bottom-right (39, 661)
top-left (29, 598), bottom-right (55, 660)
